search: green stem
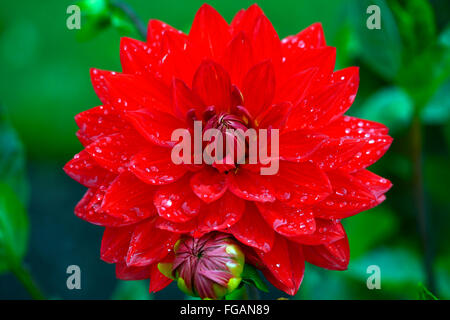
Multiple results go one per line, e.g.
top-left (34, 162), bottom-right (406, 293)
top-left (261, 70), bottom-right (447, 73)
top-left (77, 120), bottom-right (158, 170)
top-left (11, 262), bottom-right (45, 300)
top-left (411, 114), bottom-right (435, 293)
top-left (111, 1), bottom-right (147, 40)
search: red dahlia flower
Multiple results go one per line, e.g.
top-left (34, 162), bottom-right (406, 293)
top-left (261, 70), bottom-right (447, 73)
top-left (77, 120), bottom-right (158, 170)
top-left (64, 4), bottom-right (392, 297)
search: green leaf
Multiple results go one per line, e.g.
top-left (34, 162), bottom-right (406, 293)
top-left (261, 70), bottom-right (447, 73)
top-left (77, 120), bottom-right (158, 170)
top-left (348, 0), bottom-right (402, 80)
top-left (356, 87), bottom-right (413, 133)
top-left (0, 107), bottom-right (29, 204)
top-left (111, 280), bottom-right (152, 300)
top-left (418, 283), bottom-right (438, 300)
top-left (75, 0), bottom-right (110, 41)
top-left (225, 285), bottom-right (246, 300)
top-left (389, 0), bottom-right (436, 57)
top-left (241, 264), bottom-right (269, 293)
top-left (0, 183), bottom-right (29, 274)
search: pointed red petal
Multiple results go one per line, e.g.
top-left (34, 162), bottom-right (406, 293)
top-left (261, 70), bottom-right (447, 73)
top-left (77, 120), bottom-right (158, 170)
top-left (125, 108), bottom-right (186, 147)
top-left (154, 175), bottom-right (202, 222)
top-left (64, 150), bottom-right (110, 188)
top-left (256, 102), bottom-right (291, 129)
top-left (270, 161), bottom-right (332, 206)
top-left (189, 4), bottom-right (231, 58)
top-left (85, 132), bottom-right (145, 173)
top-left (230, 4), bottom-right (264, 36)
top-left (160, 30), bottom-right (199, 85)
top-left (116, 262), bottom-right (151, 280)
top-left (221, 32), bottom-right (254, 88)
top-left (242, 60), bottom-right (276, 118)
top-left (352, 170), bottom-right (392, 199)
top-left (229, 203), bottom-right (274, 252)
top-left (251, 15), bottom-right (281, 64)
top-left (192, 60), bottom-right (232, 112)
top-left (100, 225), bottom-right (134, 263)
top-left (316, 170), bottom-right (377, 219)
top-left (257, 236), bottom-right (305, 295)
top-left (75, 185), bottom-right (149, 227)
top-left (281, 23), bottom-right (326, 50)
top-left (130, 146), bottom-right (187, 185)
top-left (75, 105), bottom-right (129, 146)
top-left (256, 201), bottom-right (316, 237)
top-left (190, 167), bottom-right (227, 203)
top-left (120, 37), bottom-right (156, 76)
top-left (126, 218), bottom-right (179, 267)
top-left (303, 233), bottom-right (350, 270)
top-left (90, 69), bottom-right (171, 114)
top-left (279, 131), bottom-right (328, 161)
top-left (101, 172), bottom-right (157, 219)
top-left (149, 263), bottom-right (172, 292)
top-left (276, 67), bottom-right (318, 106)
top-left (227, 169), bottom-right (276, 202)
top-left (290, 219), bottom-right (346, 245)
top-left (171, 78), bottom-right (205, 119)
top-left (197, 192), bottom-right (245, 233)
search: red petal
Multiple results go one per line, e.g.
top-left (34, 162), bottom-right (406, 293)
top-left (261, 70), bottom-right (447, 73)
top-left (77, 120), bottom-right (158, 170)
top-left (280, 46), bottom-right (335, 89)
top-left (321, 115), bottom-right (389, 138)
top-left (307, 137), bottom-right (367, 171)
top-left (75, 105), bottom-right (129, 146)
top-left (125, 108), bottom-right (186, 147)
top-left (64, 150), bottom-right (110, 188)
top-left (154, 175), bottom-right (202, 222)
top-left (160, 30), bottom-right (199, 85)
top-left (149, 263), bottom-right (172, 292)
top-left (256, 201), bottom-right (316, 237)
top-left (270, 161), bottom-right (332, 206)
top-left (120, 37), bottom-right (156, 76)
top-left (256, 102), bottom-right (291, 129)
top-left (189, 4), bottom-right (231, 59)
top-left (101, 172), bottom-right (157, 219)
top-left (320, 116), bottom-right (392, 172)
top-left (257, 236), bottom-right (305, 295)
top-left (230, 4), bottom-right (264, 36)
top-left (197, 192), bottom-right (245, 233)
top-left (75, 185), bottom-right (148, 227)
top-left (130, 146), bottom-right (187, 185)
top-left (147, 19), bottom-right (177, 44)
top-left (276, 67), bottom-right (318, 106)
top-left (221, 32), bottom-right (254, 87)
top-left (171, 78), bottom-right (205, 119)
top-left (316, 170), bottom-right (377, 219)
top-left (281, 23), bottom-right (326, 50)
top-left (227, 169), bottom-right (275, 202)
top-left (279, 131), bottom-right (328, 162)
top-left (192, 60), bottom-right (232, 112)
top-left (290, 219), bottom-right (346, 245)
top-left (303, 233), bottom-right (350, 270)
top-left (251, 15), bottom-right (281, 64)
top-left (126, 218), bottom-right (179, 267)
top-left (352, 170), bottom-right (392, 199)
top-left (85, 132), bottom-right (145, 173)
top-left (116, 262), bottom-right (151, 280)
top-left (155, 216), bottom-right (198, 234)
top-left (190, 167), bottom-right (227, 203)
top-left (242, 60), bottom-right (276, 118)
top-left (90, 69), bottom-right (171, 114)
top-left (229, 203), bottom-right (274, 252)
top-left (100, 225), bottom-right (134, 263)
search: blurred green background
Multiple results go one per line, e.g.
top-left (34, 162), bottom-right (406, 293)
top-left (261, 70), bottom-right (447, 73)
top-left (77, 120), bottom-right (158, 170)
top-left (0, 0), bottom-right (449, 300)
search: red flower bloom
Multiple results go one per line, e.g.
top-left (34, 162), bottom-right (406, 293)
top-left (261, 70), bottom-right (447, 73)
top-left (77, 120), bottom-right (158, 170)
top-left (64, 4), bottom-right (392, 296)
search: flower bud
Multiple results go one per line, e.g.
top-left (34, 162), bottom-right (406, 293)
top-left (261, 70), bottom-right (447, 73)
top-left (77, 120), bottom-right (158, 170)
top-left (158, 232), bottom-right (245, 299)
